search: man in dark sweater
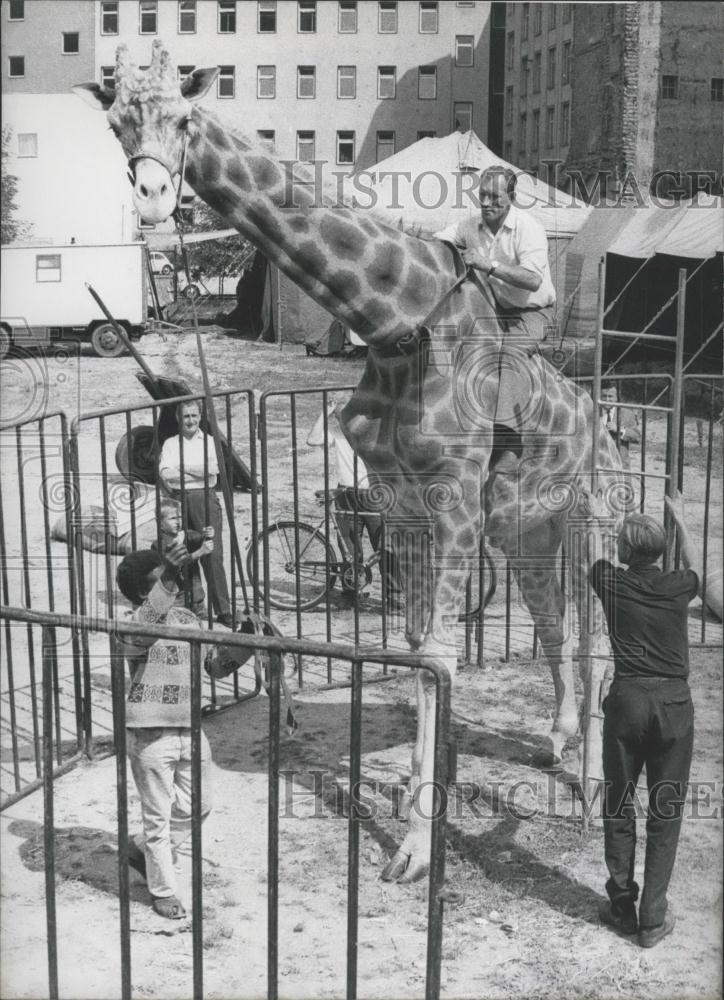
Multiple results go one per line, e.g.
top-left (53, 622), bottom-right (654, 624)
top-left (583, 489), bottom-right (704, 949)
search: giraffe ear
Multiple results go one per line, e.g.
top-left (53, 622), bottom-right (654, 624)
top-left (72, 82), bottom-right (115, 111)
top-left (180, 68), bottom-right (219, 102)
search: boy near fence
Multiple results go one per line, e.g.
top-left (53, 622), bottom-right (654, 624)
top-left (157, 495), bottom-right (213, 617)
top-left (116, 538), bottom-right (239, 919)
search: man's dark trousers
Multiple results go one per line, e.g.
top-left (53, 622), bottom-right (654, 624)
top-left (602, 676), bottom-right (693, 928)
top-left (181, 490), bottom-right (231, 618)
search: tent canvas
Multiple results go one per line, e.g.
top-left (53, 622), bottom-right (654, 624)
top-left (556, 196), bottom-right (723, 368)
top-left (250, 131), bottom-right (593, 344)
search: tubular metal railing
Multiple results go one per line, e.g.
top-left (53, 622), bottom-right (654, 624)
top-left (0, 603), bottom-right (451, 1000)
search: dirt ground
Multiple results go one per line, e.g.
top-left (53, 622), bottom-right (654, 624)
top-left (1, 330), bottom-right (722, 1000)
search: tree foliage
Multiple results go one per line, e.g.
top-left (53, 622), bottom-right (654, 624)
top-left (1, 126), bottom-right (31, 244)
top-left (179, 199), bottom-right (255, 278)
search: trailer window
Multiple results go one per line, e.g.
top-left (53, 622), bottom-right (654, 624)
top-left (36, 255), bottom-right (61, 282)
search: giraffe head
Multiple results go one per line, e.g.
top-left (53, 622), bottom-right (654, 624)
top-left (74, 41), bottom-right (217, 223)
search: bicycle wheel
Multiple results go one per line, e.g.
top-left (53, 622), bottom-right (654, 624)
top-left (458, 545), bottom-right (498, 622)
top-left (247, 521), bottom-right (338, 612)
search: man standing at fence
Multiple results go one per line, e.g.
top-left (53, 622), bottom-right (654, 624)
top-left (158, 400), bottom-right (238, 628)
top-left (600, 382), bottom-right (641, 470)
top-left (583, 488), bottom-right (704, 948)
top-left (434, 165), bottom-right (556, 473)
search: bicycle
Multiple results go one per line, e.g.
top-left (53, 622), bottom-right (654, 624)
top-left (246, 488), bottom-right (497, 617)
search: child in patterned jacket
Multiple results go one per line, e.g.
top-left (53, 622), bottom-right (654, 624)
top-left (116, 537), bottom-right (238, 919)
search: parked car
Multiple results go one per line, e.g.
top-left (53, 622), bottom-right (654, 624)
top-left (149, 251), bottom-right (173, 275)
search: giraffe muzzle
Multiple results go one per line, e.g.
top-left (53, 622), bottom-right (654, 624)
top-left (131, 157), bottom-right (178, 223)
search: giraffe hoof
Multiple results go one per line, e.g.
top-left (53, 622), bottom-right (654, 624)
top-left (381, 850), bottom-right (411, 882)
top-left (397, 857), bottom-right (429, 884)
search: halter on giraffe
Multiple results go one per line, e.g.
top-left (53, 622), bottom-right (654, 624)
top-left (76, 43), bottom-right (626, 883)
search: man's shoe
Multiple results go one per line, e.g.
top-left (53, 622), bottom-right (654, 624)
top-left (598, 899), bottom-right (638, 936)
top-left (216, 612), bottom-right (240, 630)
top-left (639, 911), bottom-right (676, 948)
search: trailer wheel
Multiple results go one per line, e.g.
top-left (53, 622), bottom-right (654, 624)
top-left (183, 283), bottom-right (200, 300)
top-left (0, 326), bottom-right (11, 361)
top-left (91, 323), bottom-right (125, 358)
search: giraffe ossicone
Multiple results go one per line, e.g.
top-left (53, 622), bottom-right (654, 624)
top-left (75, 42), bottom-right (626, 884)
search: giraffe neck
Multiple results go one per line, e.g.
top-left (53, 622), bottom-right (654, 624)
top-left (182, 107), bottom-right (454, 345)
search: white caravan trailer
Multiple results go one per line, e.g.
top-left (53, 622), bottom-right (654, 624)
top-left (0, 242), bottom-right (147, 358)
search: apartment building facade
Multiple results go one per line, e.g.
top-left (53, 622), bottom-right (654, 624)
top-left (502, 1), bottom-right (723, 198)
top-left (3, 0), bottom-right (493, 172)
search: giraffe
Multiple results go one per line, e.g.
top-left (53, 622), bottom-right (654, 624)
top-left (75, 43), bottom-right (626, 884)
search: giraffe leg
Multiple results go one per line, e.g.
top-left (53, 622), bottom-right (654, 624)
top-left (382, 509), bottom-right (471, 883)
top-left (507, 521), bottom-right (580, 769)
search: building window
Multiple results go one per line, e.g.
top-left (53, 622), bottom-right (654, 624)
top-left (547, 46), bottom-right (556, 89)
top-left (62, 33), bottom-right (80, 54)
top-left (560, 102), bottom-right (570, 145)
top-left (417, 130), bottom-right (436, 139)
top-left (545, 106), bottom-right (555, 147)
top-left (661, 74), bottom-right (679, 99)
top-left (533, 50), bottom-right (541, 92)
top-left (297, 130), bottom-right (315, 161)
top-left (139, 0), bottom-right (157, 34)
top-left (100, 1), bottom-right (118, 34)
top-left (453, 101), bottom-right (473, 132)
top-left (712, 78), bottom-right (724, 101)
top-left (336, 130), bottom-right (355, 165)
top-left (419, 1), bottom-right (438, 33)
top-left (339, 0), bottom-right (357, 32)
top-left (178, 0), bottom-right (196, 33)
top-left (219, 0), bottom-right (236, 33)
top-left (257, 65), bottom-right (276, 98)
top-left (456, 1), bottom-right (474, 5)
top-left (518, 111), bottom-right (527, 150)
top-left (378, 1), bottom-right (397, 33)
top-left (504, 140), bottom-right (513, 161)
top-left (298, 1), bottom-right (316, 32)
top-left (37, 255), bottom-right (61, 283)
top-left (297, 65), bottom-right (316, 98)
top-left (337, 65), bottom-right (356, 99)
top-left (506, 31), bottom-right (514, 70)
top-left (9, 0), bottom-right (24, 18)
top-left (548, 4), bottom-right (556, 29)
top-left (376, 130), bottom-right (395, 160)
top-left (378, 65), bottom-right (396, 99)
top-left (562, 3), bottom-right (571, 24)
top-left (521, 2), bottom-right (528, 40)
top-left (521, 56), bottom-right (529, 96)
top-left (177, 64), bottom-right (195, 82)
top-left (217, 65), bottom-right (235, 98)
top-left (455, 35), bottom-right (474, 67)
top-left (533, 3), bottom-right (541, 35)
top-left (257, 130), bottom-right (275, 151)
top-left (100, 65), bottom-right (114, 88)
top-left (8, 56), bottom-right (25, 78)
top-left (531, 109), bottom-right (539, 151)
top-left (505, 85), bottom-right (513, 125)
top-left (17, 133), bottom-right (37, 157)
top-left (562, 41), bottom-right (571, 85)
top-left (419, 65), bottom-right (437, 99)
top-left (258, 0), bottom-right (275, 32)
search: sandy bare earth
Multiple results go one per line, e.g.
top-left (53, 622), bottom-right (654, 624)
top-left (1, 330), bottom-right (722, 1000)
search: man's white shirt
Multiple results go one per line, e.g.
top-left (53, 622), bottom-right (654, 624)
top-left (158, 429), bottom-right (218, 490)
top-left (434, 206), bottom-right (556, 310)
